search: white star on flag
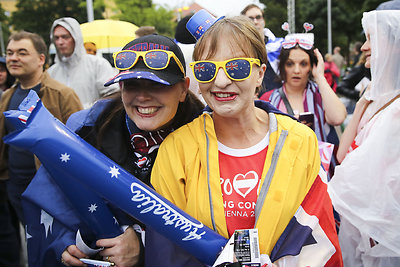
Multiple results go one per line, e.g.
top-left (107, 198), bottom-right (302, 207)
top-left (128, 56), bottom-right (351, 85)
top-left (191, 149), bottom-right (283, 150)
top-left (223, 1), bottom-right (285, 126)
top-left (40, 209), bottom-right (53, 238)
top-left (88, 204), bottom-right (98, 213)
top-left (109, 166), bottom-right (120, 178)
top-left (60, 153), bottom-right (70, 162)
top-left (25, 225), bottom-right (32, 240)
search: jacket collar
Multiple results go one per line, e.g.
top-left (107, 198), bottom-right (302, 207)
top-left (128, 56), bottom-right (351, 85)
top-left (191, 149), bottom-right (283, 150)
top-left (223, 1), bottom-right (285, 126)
top-left (203, 100), bottom-right (295, 120)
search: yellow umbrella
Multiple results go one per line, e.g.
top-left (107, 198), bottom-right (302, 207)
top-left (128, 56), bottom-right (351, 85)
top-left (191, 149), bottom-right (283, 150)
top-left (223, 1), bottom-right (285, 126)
top-left (80, 19), bottom-right (139, 50)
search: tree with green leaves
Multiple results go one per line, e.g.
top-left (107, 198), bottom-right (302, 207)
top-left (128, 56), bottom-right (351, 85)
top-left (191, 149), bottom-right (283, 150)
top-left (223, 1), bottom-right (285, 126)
top-left (260, 0), bottom-right (384, 63)
top-left (0, 3), bottom-right (11, 56)
top-left (10, 0), bottom-right (105, 46)
top-left (262, 1), bottom-right (287, 38)
top-left (113, 0), bottom-right (176, 38)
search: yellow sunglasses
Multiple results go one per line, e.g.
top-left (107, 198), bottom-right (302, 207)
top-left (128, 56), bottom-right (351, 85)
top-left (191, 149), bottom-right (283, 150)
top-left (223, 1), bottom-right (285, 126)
top-left (113, 49), bottom-right (185, 75)
top-left (189, 58), bottom-right (261, 83)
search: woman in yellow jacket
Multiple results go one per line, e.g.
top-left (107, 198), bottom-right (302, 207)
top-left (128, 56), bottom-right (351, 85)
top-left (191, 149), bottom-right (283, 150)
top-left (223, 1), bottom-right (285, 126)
top-left (151, 15), bottom-right (342, 266)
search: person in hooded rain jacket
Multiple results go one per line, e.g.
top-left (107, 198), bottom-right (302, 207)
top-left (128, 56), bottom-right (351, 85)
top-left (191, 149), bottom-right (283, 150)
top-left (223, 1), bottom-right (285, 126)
top-left (48, 17), bottom-right (119, 109)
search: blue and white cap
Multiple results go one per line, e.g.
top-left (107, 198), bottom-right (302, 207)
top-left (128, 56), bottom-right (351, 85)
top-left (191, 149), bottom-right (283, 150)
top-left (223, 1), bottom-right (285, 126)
top-left (105, 35), bottom-right (186, 86)
top-left (186, 9), bottom-right (224, 40)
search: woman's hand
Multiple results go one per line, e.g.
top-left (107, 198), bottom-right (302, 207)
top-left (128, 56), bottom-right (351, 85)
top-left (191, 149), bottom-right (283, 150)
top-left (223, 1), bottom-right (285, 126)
top-left (97, 226), bottom-right (141, 267)
top-left (312, 48), bottom-right (326, 81)
top-left (61, 245), bottom-right (88, 266)
top-left (311, 48), bottom-right (347, 125)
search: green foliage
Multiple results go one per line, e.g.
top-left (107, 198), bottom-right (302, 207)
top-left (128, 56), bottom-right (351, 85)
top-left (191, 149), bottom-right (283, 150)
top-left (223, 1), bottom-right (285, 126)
top-left (10, 0), bottom-right (105, 46)
top-left (262, 1), bottom-right (287, 37)
top-left (113, 0), bottom-right (176, 37)
top-left (0, 3), bottom-right (11, 54)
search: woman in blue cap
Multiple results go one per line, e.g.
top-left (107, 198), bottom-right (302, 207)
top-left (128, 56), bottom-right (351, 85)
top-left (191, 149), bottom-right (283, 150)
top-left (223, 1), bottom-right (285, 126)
top-left (23, 34), bottom-right (204, 267)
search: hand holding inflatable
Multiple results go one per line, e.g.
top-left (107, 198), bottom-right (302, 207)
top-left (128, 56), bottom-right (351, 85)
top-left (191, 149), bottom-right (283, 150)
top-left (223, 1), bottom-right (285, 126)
top-left (3, 91), bottom-right (227, 265)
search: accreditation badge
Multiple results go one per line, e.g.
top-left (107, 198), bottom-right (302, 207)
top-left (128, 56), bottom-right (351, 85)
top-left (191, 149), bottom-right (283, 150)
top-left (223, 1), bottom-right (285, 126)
top-left (213, 229), bottom-right (262, 267)
top-left (234, 229), bottom-right (261, 267)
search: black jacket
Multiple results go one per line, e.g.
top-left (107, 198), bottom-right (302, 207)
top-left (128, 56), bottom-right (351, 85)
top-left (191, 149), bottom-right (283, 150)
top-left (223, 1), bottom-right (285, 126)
top-left (337, 65), bottom-right (371, 100)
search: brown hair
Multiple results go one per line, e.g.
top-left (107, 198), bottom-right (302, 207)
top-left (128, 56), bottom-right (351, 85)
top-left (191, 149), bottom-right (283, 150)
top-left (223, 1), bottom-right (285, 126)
top-left (240, 4), bottom-right (264, 16)
top-left (193, 16), bottom-right (267, 64)
top-left (7, 31), bottom-right (48, 66)
top-left (192, 16), bottom-right (267, 93)
top-left (277, 46), bottom-right (317, 82)
top-left (135, 26), bottom-right (157, 38)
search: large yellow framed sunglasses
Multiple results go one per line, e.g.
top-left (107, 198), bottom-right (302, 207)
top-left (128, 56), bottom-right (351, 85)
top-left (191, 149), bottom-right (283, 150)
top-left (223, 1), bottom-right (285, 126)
top-left (113, 49), bottom-right (185, 75)
top-left (189, 58), bottom-right (261, 83)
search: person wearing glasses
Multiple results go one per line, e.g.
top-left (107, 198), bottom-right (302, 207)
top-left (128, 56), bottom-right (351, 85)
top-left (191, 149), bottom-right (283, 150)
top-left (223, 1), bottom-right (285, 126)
top-left (22, 34), bottom-right (204, 267)
top-left (150, 16), bottom-right (342, 266)
top-left (240, 4), bottom-right (283, 96)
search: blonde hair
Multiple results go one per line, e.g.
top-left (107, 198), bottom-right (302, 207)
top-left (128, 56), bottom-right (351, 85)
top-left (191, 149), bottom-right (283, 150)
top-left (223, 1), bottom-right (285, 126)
top-left (193, 16), bottom-right (267, 65)
top-left (325, 53), bottom-right (333, 62)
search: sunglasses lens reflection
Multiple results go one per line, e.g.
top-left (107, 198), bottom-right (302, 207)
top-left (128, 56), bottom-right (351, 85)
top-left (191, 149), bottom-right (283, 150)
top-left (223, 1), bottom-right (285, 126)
top-left (145, 51), bottom-right (169, 69)
top-left (193, 59), bottom-right (253, 82)
top-left (116, 51), bottom-right (137, 69)
top-left (226, 59), bottom-right (251, 80)
top-left (193, 62), bottom-right (217, 82)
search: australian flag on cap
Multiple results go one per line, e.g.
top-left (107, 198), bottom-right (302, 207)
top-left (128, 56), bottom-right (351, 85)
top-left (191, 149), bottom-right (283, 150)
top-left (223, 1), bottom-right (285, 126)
top-left (186, 9), bottom-right (224, 40)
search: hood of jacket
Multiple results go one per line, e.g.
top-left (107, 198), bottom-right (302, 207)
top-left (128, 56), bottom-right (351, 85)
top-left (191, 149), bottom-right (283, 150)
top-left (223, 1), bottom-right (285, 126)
top-left (50, 17), bottom-right (86, 65)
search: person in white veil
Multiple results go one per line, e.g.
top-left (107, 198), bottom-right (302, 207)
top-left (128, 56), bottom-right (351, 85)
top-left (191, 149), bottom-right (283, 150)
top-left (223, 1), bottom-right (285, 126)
top-left (328, 10), bottom-right (400, 267)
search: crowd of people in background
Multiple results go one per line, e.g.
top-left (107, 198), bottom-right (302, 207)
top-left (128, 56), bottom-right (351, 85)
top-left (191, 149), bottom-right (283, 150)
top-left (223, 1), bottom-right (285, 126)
top-left (0, 1), bottom-right (399, 266)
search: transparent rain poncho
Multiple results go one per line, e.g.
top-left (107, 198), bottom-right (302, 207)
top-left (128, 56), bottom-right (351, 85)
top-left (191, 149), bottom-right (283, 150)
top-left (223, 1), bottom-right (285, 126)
top-left (328, 10), bottom-right (400, 260)
top-left (362, 10), bottom-right (400, 118)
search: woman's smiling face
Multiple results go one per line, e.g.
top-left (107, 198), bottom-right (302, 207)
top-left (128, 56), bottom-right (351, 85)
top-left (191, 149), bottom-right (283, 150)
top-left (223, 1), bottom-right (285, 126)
top-left (121, 79), bottom-right (188, 131)
top-left (197, 37), bottom-right (265, 119)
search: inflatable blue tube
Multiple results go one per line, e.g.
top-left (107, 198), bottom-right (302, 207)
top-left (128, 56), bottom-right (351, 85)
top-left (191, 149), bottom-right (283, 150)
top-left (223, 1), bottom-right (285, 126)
top-left (3, 91), bottom-right (227, 265)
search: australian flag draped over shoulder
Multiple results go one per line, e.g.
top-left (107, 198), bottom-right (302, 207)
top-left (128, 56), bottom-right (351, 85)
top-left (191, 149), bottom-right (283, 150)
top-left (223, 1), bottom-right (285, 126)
top-left (270, 167), bottom-right (343, 267)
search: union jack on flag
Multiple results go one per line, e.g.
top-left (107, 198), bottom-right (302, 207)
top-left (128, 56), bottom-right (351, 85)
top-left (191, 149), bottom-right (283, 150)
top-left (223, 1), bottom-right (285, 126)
top-left (270, 167), bottom-right (343, 267)
top-left (226, 61), bottom-right (238, 71)
top-left (146, 52), bottom-right (157, 59)
top-left (194, 64), bottom-right (205, 72)
top-left (116, 53), bottom-right (127, 60)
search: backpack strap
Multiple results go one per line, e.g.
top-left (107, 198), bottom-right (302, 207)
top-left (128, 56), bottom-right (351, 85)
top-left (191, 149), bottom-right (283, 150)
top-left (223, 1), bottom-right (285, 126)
top-left (369, 93), bottom-right (400, 121)
top-left (278, 87), bottom-right (295, 116)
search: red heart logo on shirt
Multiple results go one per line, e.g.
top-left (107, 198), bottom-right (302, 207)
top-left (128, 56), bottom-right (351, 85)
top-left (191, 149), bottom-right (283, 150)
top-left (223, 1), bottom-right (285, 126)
top-left (233, 171), bottom-right (259, 198)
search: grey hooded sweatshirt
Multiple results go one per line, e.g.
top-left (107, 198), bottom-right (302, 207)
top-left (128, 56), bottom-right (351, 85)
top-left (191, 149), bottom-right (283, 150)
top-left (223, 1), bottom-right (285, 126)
top-left (48, 17), bottom-right (119, 108)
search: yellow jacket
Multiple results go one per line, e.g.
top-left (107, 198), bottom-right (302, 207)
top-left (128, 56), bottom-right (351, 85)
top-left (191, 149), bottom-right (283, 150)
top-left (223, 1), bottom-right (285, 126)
top-left (151, 108), bottom-right (320, 255)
